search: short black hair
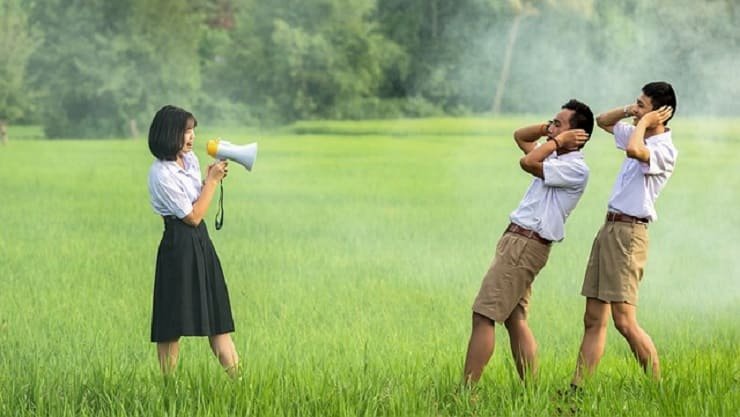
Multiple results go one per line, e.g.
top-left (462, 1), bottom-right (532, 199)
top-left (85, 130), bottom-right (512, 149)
top-left (562, 99), bottom-right (594, 136)
top-left (642, 81), bottom-right (677, 126)
top-left (148, 105), bottom-right (197, 161)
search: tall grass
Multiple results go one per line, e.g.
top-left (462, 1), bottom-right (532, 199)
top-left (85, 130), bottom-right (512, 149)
top-left (0, 118), bottom-right (738, 416)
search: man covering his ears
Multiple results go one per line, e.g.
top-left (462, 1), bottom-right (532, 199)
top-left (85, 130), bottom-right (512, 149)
top-left (571, 81), bottom-right (678, 386)
top-left (463, 99), bottom-right (593, 383)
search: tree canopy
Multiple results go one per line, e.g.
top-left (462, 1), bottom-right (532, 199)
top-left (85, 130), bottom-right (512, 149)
top-left (2, 0), bottom-right (738, 138)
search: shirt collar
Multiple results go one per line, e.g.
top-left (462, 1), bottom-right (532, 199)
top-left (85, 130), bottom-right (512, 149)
top-left (553, 150), bottom-right (584, 161)
top-left (162, 159), bottom-right (186, 174)
top-left (646, 129), bottom-right (672, 144)
top-left (161, 151), bottom-right (195, 174)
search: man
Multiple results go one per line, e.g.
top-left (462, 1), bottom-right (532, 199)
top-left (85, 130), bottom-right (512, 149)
top-left (571, 81), bottom-right (677, 386)
top-left (463, 99), bottom-right (593, 383)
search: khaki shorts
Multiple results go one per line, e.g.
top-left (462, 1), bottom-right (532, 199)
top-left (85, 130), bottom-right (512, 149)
top-left (581, 221), bottom-right (649, 305)
top-left (472, 233), bottom-right (550, 322)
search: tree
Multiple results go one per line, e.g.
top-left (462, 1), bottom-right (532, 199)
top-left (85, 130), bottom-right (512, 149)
top-left (218, 0), bottom-right (401, 123)
top-left (491, 0), bottom-right (539, 114)
top-left (0, 0), bottom-right (39, 143)
top-left (376, 0), bottom-right (508, 113)
top-left (27, 0), bottom-right (204, 138)
top-left (490, 0), bottom-right (596, 114)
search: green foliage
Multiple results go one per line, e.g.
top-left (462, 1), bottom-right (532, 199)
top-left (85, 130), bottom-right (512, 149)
top-left (7, 0), bottom-right (740, 136)
top-left (27, 0), bottom-right (204, 138)
top-left (0, 0), bottom-right (40, 123)
top-left (376, 0), bottom-right (507, 112)
top-left (216, 0), bottom-right (402, 124)
top-left (325, 96), bottom-right (444, 120)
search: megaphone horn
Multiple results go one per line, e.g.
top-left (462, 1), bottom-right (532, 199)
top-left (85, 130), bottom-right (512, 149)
top-left (206, 139), bottom-right (258, 171)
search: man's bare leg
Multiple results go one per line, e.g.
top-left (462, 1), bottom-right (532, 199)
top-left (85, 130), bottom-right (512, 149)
top-left (611, 302), bottom-right (660, 380)
top-left (572, 298), bottom-right (610, 386)
top-left (504, 305), bottom-right (537, 380)
top-left (463, 312), bottom-right (496, 385)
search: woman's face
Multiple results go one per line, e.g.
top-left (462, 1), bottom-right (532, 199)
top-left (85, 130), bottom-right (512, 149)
top-left (179, 118), bottom-right (196, 155)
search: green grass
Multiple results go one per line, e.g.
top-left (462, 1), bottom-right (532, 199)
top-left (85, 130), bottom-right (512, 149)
top-left (0, 118), bottom-right (738, 416)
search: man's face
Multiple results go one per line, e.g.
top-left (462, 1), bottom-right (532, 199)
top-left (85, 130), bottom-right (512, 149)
top-left (632, 93), bottom-right (655, 124)
top-left (546, 109), bottom-right (574, 139)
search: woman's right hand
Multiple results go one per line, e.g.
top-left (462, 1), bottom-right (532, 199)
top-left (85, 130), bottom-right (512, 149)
top-left (206, 160), bottom-right (229, 183)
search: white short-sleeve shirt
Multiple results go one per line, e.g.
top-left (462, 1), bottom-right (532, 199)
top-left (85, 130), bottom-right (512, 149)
top-left (509, 148), bottom-right (589, 242)
top-left (607, 121), bottom-right (678, 222)
top-left (148, 151), bottom-right (202, 218)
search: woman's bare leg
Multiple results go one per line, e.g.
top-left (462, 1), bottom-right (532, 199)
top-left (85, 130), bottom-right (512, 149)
top-left (157, 339), bottom-right (180, 375)
top-left (209, 333), bottom-right (240, 378)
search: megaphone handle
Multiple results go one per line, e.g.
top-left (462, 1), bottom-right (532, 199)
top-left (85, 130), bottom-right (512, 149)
top-left (214, 180), bottom-right (224, 230)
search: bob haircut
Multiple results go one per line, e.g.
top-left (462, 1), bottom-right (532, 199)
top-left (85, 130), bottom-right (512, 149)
top-left (148, 105), bottom-right (198, 161)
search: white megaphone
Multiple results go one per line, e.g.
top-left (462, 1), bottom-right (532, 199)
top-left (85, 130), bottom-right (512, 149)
top-left (206, 139), bottom-right (258, 171)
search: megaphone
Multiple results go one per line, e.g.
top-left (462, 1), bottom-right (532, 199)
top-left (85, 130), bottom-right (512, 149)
top-left (206, 139), bottom-right (258, 171)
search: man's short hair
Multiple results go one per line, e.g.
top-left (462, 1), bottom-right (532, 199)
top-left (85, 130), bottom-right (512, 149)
top-left (562, 99), bottom-right (594, 136)
top-left (642, 81), bottom-right (677, 126)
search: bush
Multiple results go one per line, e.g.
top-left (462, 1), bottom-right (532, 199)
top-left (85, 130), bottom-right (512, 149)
top-left (327, 96), bottom-right (445, 120)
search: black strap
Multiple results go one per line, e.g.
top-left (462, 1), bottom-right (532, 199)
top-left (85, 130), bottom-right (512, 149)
top-left (215, 180), bottom-right (224, 230)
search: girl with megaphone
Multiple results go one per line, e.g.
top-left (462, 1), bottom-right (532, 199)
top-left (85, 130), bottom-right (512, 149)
top-left (146, 105), bottom-right (240, 378)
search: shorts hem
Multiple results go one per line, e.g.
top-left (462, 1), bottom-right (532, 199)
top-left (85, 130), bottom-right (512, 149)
top-left (580, 292), bottom-right (637, 305)
top-left (472, 306), bottom-right (505, 323)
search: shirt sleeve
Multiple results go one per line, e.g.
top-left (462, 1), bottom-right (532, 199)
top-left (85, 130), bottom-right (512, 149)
top-left (641, 142), bottom-right (678, 176)
top-left (613, 121), bottom-right (634, 150)
top-left (543, 158), bottom-right (589, 189)
top-left (150, 170), bottom-right (194, 219)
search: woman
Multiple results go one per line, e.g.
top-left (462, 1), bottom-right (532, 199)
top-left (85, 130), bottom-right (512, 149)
top-left (147, 105), bottom-right (239, 377)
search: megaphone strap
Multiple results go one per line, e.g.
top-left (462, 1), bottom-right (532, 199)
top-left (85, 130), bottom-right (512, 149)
top-left (215, 180), bottom-right (224, 230)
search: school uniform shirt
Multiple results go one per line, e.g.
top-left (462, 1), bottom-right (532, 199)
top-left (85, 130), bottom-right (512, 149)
top-left (607, 121), bottom-right (678, 222)
top-left (509, 148), bottom-right (589, 242)
top-left (148, 151), bottom-right (202, 219)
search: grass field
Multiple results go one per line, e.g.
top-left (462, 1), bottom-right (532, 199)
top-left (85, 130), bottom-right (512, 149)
top-left (0, 117), bottom-right (738, 416)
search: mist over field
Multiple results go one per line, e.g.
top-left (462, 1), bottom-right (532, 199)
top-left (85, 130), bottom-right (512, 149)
top-left (450, 0), bottom-right (740, 116)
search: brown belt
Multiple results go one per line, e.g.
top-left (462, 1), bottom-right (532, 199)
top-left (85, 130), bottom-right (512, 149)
top-left (505, 223), bottom-right (552, 245)
top-left (606, 212), bottom-right (649, 224)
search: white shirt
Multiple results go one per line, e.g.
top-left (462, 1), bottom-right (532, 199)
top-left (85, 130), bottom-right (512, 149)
top-left (509, 149), bottom-right (589, 242)
top-left (607, 122), bottom-right (677, 222)
top-left (148, 151), bottom-right (202, 218)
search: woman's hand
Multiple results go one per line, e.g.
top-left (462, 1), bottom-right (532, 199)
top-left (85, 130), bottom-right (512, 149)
top-left (206, 160), bottom-right (229, 183)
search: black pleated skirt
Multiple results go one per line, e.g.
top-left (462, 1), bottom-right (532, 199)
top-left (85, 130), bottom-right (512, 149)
top-left (151, 216), bottom-right (235, 342)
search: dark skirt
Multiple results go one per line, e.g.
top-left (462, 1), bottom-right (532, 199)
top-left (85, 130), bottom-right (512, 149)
top-left (151, 216), bottom-right (235, 342)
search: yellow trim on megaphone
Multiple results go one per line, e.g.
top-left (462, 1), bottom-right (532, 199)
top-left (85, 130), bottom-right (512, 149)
top-left (206, 139), bottom-right (220, 157)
